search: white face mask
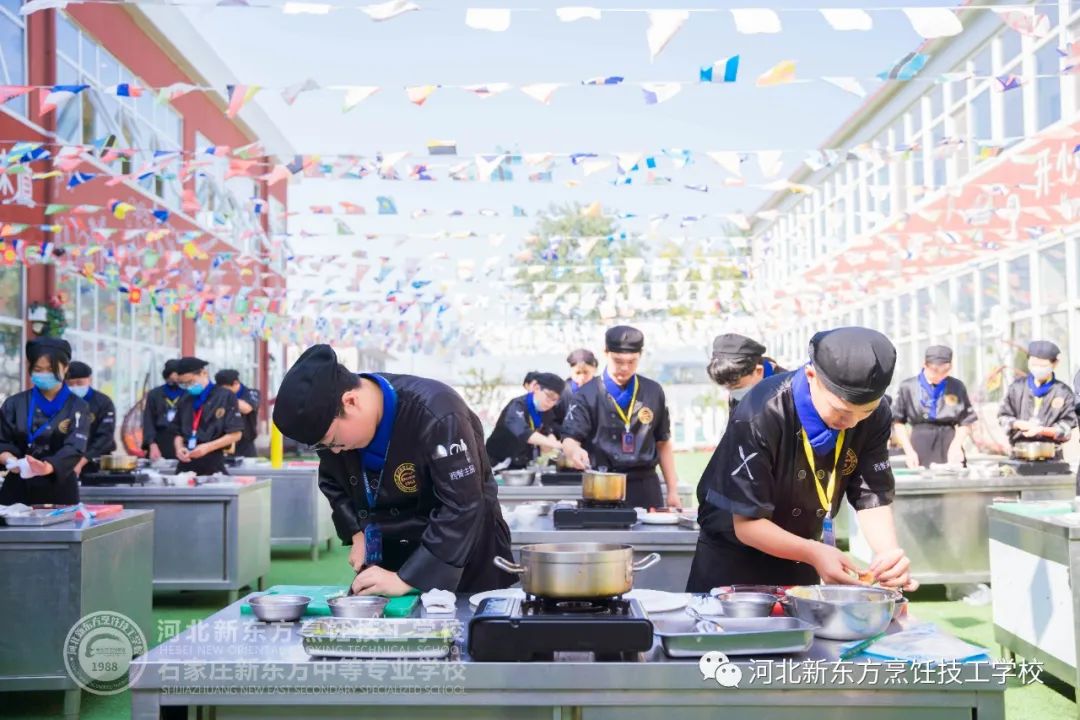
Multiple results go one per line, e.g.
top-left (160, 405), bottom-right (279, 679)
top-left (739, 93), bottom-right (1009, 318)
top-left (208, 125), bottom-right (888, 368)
top-left (1029, 365), bottom-right (1053, 381)
top-left (729, 386), bottom-right (751, 402)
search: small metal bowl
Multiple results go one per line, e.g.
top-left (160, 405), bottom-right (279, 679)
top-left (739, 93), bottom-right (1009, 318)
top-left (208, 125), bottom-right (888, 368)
top-left (327, 595), bottom-right (389, 619)
top-left (500, 470), bottom-right (536, 486)
top-left (248, 594), bottom-right (311, 623)
top-left (714, 591), bottom-right (779, 618)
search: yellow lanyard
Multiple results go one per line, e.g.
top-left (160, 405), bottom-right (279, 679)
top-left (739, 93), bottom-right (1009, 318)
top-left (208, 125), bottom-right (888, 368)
top-left (800, 429), bottom-right (847, 514)
top-left (609, 377), bottom-right (640, 432)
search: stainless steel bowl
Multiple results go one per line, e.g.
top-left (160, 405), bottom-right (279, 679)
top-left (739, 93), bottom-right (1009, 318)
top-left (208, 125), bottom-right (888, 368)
top-left (248, 594), bottom-right (311, 622)
top-left (714, 591), bottom-right (779, 618)
top-left (783, 585), bottom-right (900, 640)
top-left (501, 469), bottom-right (536, 486)
top-left (328, 595), bottom-right (389, 619)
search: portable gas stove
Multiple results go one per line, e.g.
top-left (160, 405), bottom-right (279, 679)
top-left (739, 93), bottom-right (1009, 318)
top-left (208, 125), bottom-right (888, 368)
top-left (1000, 459), bottom-right (1071, 476)
top-left (552, 499), bottom-right (638, 529)
top-left (468, 594), bottom-right (653, 661)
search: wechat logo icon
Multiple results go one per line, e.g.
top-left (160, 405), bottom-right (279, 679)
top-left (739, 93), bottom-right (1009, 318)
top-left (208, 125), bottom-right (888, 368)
top-left (698, 650), bottom-right (743, 688)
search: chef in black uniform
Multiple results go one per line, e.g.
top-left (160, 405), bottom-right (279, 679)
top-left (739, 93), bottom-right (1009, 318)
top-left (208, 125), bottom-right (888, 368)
top-left (998, 340), bottom-right (1077, 458)
top-left (565, 348), bottom-right (599, 396)
top-left (142, 359), bottom-right (182, 461)
top-left (0, 338), bottom-right (90, 505)
top-left (272, 344), bottom-right (515, 596)
top-left (169, 357), bottom-right (244, 475)
top-left (65, 361), bottom-right (117, 476)
top-left (687, 327), bottom-right (917, 592)
top-left (707, 333), bottom-right (786, 413)
top-left (486, 372), bottom-right (565, 469)
top-left (891, 345), bottom-right (977, 468)
top-left (561, 326), bottom-right (682, 509)
top-left (215, 369), bottom-right (261, 457)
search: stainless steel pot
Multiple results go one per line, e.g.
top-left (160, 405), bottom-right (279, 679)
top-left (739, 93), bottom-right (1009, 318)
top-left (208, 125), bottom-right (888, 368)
top-left (500, 469), bottom-right (536, 486)
top-left (581, 471), bottom-right (627, 503)
top-left (99, 454), bottom-right (138, 472)
top-left (782, 585), bottom-right (901, 640)
top-left (493, 543), bottom-right (660, 598)
top-left (1010, 441), bottom-right (1058, 461)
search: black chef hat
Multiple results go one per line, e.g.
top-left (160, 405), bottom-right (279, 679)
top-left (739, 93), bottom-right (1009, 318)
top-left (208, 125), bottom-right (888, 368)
top-left (66, 361), bottom-right (93, 380)
top-left (809, 327), bottom-right (896, 405)
top-left (566, 348), bottom-right (599, 367)
top-left (215, 369), bottom-right (241, 386)
top-left (176, 356), bottom-right (209, 375)
top-left (26, 337), bottom-right (71, 364)
top-left (532, 372), bottom-right (566, 395)
top-left (272, 344), bottom-right (358, 445)
top-left (1028, 340), bottom-right (1060, 361)
top-left (162, 359), bottom-right (181, 380)
top-left (712, 333), bottom-right (766, 359)
top-left (924, 345), bottom-right (953, 364)
top-left (605, 326), bottom-right (644, 354)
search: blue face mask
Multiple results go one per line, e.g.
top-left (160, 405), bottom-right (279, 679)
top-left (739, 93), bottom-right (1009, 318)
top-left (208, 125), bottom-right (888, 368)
top-left (31, 372), bottom-right (61, 392)
top-left (186, 383), bottom-right (205, 397)
top-left (68, 385), bottom-right (91, 398)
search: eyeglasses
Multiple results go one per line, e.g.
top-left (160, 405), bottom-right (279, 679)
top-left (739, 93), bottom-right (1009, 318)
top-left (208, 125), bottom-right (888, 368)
top-left (309, 440), bottom-right (347, 452)
top-left (541, 390), bottom-right (561, 403)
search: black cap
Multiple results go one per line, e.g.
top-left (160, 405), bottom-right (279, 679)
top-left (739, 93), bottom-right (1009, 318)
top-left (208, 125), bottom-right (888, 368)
top-left (66, 361), bottom-right (92, 380)
top-left (1028, 340), bottom-right (1060, 361)
top-left (809, 327), bottom-right (896, 404)
top-left (215, 369), bottom-right (241, 386)
top-left (162, 359), bottom-right (181, 380)
top-left (273, 344), bottom-right (357, 445)
top-left (26, 338), bottom-right (71, 365)
top-left (712, 333), bottom-right (766, 359)
top-left (532, 372), bottom-right (566, 395)
top-left (605, 325), bottom-right (644, 353)
top-left (176, 356), bottom-right (209, 375)
top-left (566, 348), bottom-right (598, 367)
top-left (924, 345), bottom-right (953, 364)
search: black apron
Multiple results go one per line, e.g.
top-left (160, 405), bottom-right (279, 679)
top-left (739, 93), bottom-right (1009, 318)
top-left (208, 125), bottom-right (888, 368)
top-left (686, 534), bottom-right (819, 591)
top-left (909, 424), bottom-right (955, 467)
top-left (626, 468), bottom-right (664, 509)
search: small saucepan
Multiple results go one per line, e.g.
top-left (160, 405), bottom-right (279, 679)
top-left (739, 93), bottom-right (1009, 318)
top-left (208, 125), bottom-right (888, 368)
top-left (581, 471), bottom-right (627, 503)
top-left (1010, 442), bottom-right (1058, 461)
top-left (99, 454), bottom-right (138, 472)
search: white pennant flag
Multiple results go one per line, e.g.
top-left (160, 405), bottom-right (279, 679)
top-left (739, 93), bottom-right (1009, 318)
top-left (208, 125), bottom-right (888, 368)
top-left (641, 82), bottom-right (682, 105)
top-left (342, 86), bottom-right (380, 111)
top-left (523, 152), bottom-right (554, 167)
top-left (582, 159), bottom-right (611, 177)
top-left (756, 150), bottom-right (784, 178)
top-left (577, 236), bottom-right (601, 257)
top-left (706, 151), bottom-right (743, 178)
top-left (361, 0), bottom-right (419, 21)
top-left (462, 83), bottom-right (512, 98)
top-left (646, 10), bottom-right (689, 62)
top-left (556, 6), bottom-right (600, 22)
top-left (520, 83), bottom-right (563, 105)
top-left (731, 8), bottom-right (781, 34)
top-left (475, 154), bottom-right (506, 181)
top-left (281, 78), bottom-right (320, 105)
top-left (466, 8), bottom-right (511, 31)
top-left (616, 152), bottom-right (643, 174)
top-left (819, 8), bottom-right (872, 31)
top-left (902, 7), bottom-right (962, 39)
top-left (822, 76), bottom-right (867, 98)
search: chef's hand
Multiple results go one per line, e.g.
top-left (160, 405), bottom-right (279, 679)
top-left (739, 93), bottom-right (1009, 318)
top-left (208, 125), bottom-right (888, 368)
top-left (351, 566), bottom-right (414, 597)
top-left (665, 490), bottom-right (684, 510)
top-left (946, 445), bottom-right (964, 465)
top-left (149, 444), bottom-right (163, 462)
top-left (348, 531), bottom-right (367, 572)
top-left (187, 444), bottom-right (211, 460)
top-left (1021, 426), bottom-right (1047, 438)
top-left (566, 446), bottom-right (590, 470)
top-left (1012, 420), bottom-right (1037, 433)
top-left (176, 448), bottom-right (191, 463)
top-left (903, 450), bottom-right (920, 469)
top-left (25, 456), bottom-right (53, 477)
top-left (74, 458), bottom-right (87, 476)
top-left (868, 547), bottom-right (919, 592)
top-left (809, 543), bottom-right (860, 585)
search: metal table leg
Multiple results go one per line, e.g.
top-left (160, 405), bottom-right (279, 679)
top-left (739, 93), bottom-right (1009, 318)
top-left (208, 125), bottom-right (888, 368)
top-left (310, 545), bottom-right (319, 561)
top-left (226, 589), bottom-right (239, 604)
top-left (62, 689), bottom-right (81, 719)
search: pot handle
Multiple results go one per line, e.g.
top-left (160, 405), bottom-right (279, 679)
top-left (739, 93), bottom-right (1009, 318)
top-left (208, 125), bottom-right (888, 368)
top-left (493, 556), bottom-right (525, 575)
top-left (632, 553), bottom-right (661, 572)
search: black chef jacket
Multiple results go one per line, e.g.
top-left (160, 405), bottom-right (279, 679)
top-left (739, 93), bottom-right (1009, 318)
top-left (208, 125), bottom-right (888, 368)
top-left (687, 371), bottom-right (895, 591)
top-left (316, 373), bottom-right (515, 593)
top-left (0, 388), bottom-right (91, 505)
top-left (485, 395), bottom-right (561, 469)
top-left (235, 385), bottom-right (261, 457)
top-left (892, 375), bottom-right (977, 468)
top-left (560, 374), bottom-right (672, 508)
top-left (142, 384), bottom-right (182, 460)
top-left (998, 376), bottom-right (1077, 450)
top-left (168, 384), bottom-right (244, 475)
top-left (80, 389), bottom-right (117, 475)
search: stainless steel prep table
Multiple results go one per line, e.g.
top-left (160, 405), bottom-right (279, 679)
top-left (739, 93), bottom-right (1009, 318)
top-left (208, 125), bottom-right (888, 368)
top-left (79, 480), bottom-right (271, 603)
top-left (845, 471), bottom-right (1074, 586)
top-left (129, 592), bottom-right (1006, 720)
top-left (497, 483), bottom-right (696, 511)
top-left (0, 509), bottom-right (154, 719)
top-left (510, 515), bottom-right (698, 592)
top-left (242, 464), bottom-right (334, 560)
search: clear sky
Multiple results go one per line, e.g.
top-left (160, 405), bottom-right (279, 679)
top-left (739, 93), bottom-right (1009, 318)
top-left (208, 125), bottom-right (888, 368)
top-left (177, 0), bottom-right (944, 379)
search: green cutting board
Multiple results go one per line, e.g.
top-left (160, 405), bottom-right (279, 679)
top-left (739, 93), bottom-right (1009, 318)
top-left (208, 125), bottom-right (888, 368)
top-left (241, 585), bottom-right (420, 617)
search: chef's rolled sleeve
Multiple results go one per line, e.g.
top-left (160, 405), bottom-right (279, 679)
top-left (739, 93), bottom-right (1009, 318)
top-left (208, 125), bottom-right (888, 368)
top-left (845, 407), bottom-right (895, 511)
top-left (653, 387), bottom-right (672, 442)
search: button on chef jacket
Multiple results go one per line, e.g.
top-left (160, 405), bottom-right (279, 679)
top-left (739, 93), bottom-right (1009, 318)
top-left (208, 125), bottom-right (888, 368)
top-left (80, 387), bottom-right (117, 473)
top-left (0, 387), bottom-right (91, 505)
top-left (142, 383), bottom-right (184, 460)
top-left (316, 373), bottom-right (516, 593)
top-left (169, 384), bottom-right (244, 475)
top-left (891, 374), bottom-right (976, 467)
top-left (687, 370), bottom-right (894, 590)
top-left (998, 375), bottom-right (1077, 448)
top-left (485, 394), bottom-right (562, 470)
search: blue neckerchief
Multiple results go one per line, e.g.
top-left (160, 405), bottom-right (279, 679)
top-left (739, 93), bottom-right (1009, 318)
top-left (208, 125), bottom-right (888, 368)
top-left (1028, 374), bottom-right (1055, 399)
top-left (357, 373), bottom-right (397, 473)
top-left (524, 393), bottom-right (543, 430)
top-left (602, 370), bottom-right (637, 413)
top-left (163, 384), bottom-right (184, 401)
top-left (238, 384), bottom-right (248, 399)
top-left (917, 371), bottom-right (947, 420)
top-left (28, 385), bottom-right (72, 444)
top-left (569, 379), bottom-right (580, 394)
top-left (793, 367), bottom-right (840, 453)
top-left (762, 361), bottom-right (775, 379)
top-left (83, 386), bottom-right (95, 403)
top-left (192, 382), bottom-right (215, 412)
